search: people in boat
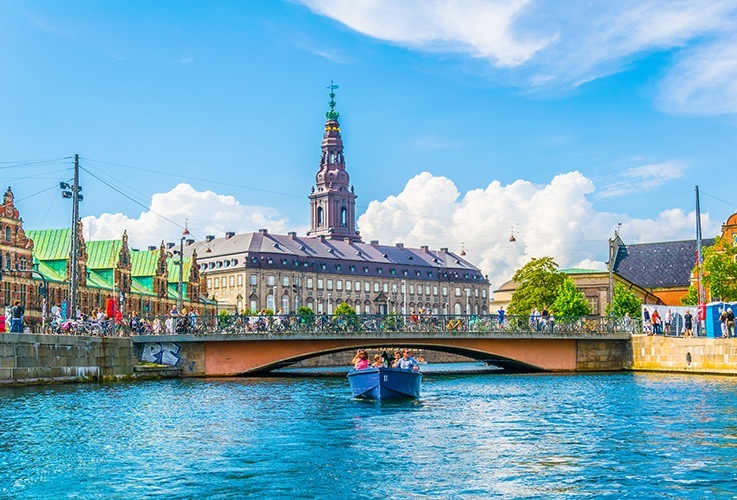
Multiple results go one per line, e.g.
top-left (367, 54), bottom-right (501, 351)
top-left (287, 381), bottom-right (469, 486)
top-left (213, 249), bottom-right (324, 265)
top-left (371, 354), bottom-right (383, 368)
top-left (381, 350), bottom-right (391, 367)
top-left (352, 349), bottom-right (370, 370)
top-left (391, 350), bottom-right (401, 367)
top-left (393, 349), bottom-right (420, 371)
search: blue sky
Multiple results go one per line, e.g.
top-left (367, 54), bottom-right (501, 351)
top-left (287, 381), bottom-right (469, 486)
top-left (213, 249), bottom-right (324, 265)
top-left (2, 0), bottom-right (737, 285)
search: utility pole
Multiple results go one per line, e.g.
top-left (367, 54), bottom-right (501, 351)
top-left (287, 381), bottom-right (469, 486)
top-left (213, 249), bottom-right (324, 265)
top-left (696, 185), bottom-right (705, 304)
top-left (69, 154), bottom-right (81, 318)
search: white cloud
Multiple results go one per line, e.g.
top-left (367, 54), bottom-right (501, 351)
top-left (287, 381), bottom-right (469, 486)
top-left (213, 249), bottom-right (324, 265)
top-left (81, 183), bottom-right (293, 249)
top-left (299, 0), bottom-right (737, 113)
top-left (357, 171), bottom-right (721, 287)
top-left (597, 160), bottom-right (686, 199)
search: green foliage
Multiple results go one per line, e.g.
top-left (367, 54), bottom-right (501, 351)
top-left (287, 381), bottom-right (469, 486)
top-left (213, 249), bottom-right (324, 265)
top-left (680, 285), bottom-right (699, 306)
top-left (217, 309), bottom-right (231, 327)
top-left (333, 302), bottom-right (356, 316)
top-left (552, 277), bottom-right (591, 318)
top-left (605, 283), bottom-right (642, 317)
top-left (382, 312), bottom-right (404, 331)
top-left (508, 257), bottom-right (565, 316)
top-left (297, 305), bottom-right (314, 324)
top-left (701, 237), bottom-right (737, 301)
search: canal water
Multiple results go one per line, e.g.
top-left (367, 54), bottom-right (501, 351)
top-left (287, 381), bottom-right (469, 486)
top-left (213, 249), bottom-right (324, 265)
top-left (1, 368), bottom-right (736, 499)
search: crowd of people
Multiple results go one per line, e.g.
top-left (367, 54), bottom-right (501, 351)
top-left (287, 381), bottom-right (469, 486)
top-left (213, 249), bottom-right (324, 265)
top-left (351, 348), bottom-right (422, 371)
top-left (47, 304), bottom-right (202, 336)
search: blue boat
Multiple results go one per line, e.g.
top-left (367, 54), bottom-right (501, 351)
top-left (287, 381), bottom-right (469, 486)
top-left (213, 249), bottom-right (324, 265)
top-left (347, 367), bottom-right (422, 400)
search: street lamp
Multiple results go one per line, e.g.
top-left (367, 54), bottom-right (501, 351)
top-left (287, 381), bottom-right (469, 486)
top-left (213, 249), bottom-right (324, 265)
top-left (177, 226), bottom-right (190, 313)
top-left (328, 293), bottom-right (332, 314)
top-left (60, 154), bottom-right (83, 318)
top-left (401, 280), bottom-right (407, 315)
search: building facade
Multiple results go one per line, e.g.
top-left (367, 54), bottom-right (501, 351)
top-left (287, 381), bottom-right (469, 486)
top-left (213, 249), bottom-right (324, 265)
top-left (186, 91), bottom-right (489, 315)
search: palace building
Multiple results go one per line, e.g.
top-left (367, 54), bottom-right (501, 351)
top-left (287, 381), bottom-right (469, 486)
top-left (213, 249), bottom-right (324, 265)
top-left (184, 88), bottom-right (490, 315)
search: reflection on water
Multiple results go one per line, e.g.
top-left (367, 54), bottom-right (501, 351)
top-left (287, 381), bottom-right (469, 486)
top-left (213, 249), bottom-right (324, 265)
top-left (0, 369), bottom-right (736, 498)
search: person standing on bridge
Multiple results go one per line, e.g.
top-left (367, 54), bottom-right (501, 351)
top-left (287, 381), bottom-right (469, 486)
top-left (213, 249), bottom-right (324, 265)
top-left (10, 300), bottom-right (24, 333)
top-left (497, 306), bottom-right (505, 329)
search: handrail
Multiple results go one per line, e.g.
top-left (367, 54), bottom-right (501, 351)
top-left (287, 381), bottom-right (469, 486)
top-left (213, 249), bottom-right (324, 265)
top-left (28, 313), bottom-right (642, 337)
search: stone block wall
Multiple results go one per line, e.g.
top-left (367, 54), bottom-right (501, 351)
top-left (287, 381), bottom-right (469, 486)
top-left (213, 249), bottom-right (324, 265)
top-left (630, 335), bottom-right (737, 375)
top-left (0, 333), bottom-right (134, 385)
top-left (577, 339), bottom-right (630, 371)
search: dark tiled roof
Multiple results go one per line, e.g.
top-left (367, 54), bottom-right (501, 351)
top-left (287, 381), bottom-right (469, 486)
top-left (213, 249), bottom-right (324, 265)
top-left (184, 230), bottom-right (487, 284)
top-left (613, 238), bottom-right (714, 289)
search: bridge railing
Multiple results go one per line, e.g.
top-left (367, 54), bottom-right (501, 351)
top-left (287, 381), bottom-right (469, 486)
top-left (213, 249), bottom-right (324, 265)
top-left (69, 313), bottom-right (640, 336)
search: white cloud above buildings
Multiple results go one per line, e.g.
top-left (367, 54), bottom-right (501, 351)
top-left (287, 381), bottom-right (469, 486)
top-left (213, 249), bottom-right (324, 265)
top-left (299, 0), bottom-right (737, 115)
top-left (83, 175), bottom-right (721, 289)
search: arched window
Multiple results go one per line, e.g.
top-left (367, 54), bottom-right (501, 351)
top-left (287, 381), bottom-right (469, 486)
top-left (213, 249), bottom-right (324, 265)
top-left (4, 226), bottom-right (10, 242)
top-left (281, 295), bottom-right (289, 313)
top-left (454, 303), bottom-right (462, 315)
top-left (266, 294), bottom-right (275, 311)
top-left (340, 207), bottom-right (347, 227)
top-left (317, 207), bottom-right (324, 227)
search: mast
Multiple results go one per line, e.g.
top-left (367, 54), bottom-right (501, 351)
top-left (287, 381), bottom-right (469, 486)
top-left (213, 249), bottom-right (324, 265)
top-left (695, 185), bottom-right (705, 304)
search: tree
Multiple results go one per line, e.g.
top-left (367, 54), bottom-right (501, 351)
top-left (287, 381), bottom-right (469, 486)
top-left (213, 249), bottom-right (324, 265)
top-left (605, 283), bottom-right (642, 317)
top-left (552, 277), bottom-right (591, 318)
top-left (701, 236), bottom-right (737, 301)
top-left (334, 302), bottom-right (356, 316)
top-left (680, 285), bottom-right (698, 306)
top-left (508, 257), bottom-right (565, 316)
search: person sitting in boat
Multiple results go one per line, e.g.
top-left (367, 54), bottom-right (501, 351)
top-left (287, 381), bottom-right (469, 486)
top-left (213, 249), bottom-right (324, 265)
top-left (371, 354), bottom-right (383, 368)
top-left (352, 349), bottom-right (370, 370)
top-left (391, 350), bottom-right (401, 367)
top-left (393, 349), bottom-right (420, 371)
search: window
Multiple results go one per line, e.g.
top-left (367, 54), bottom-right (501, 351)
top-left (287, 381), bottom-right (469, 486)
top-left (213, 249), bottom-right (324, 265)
top-left (425, 286), bottom-right (430, 295)
top-left (237, 275), bottom-right (243, 286)
top-left (482, 289), bottom-right (487, 298)
top-left (229, 276), bottom-right (234, 287)
top-left (392, 284), bottom-right (397, 293)
top-left (340, 207), bottom-right (347, 226)
top-left (282, 276), bottom-right (290, 286)
top-left (250, 274), bottom-right (258, 285)
top-left (317, 206), bottom-right (324, 226)
top-left (336, 280), bottom-right (343, 291)
top-left (3, 226), bottom-right (10, 242)
top-left (327, 280), bottom-right (333, 290)
top-left (455, 287), bottom-right (461, 297)
top-left (364, 282), bottom-right (370, 292)
top-left (214, 279), bottom-right (219, 289)
top-left (475, 289), bottom-right (479, 297)
top-left (377, 267), bottom-right (383, 274)
top-left (349, 265), bottom-right (356, 272)
top-left (307, 278), bottom-right (314, 288)
top-left (266, 294), bottom-right (275, 310)
top-left (317, 279), bottom-right (324, 289)
top-left (207, 279), bottom-right (212, 289)
top-left (433, 286), bottom-right (438, 296)
top-left (382, 283), bottom-right (388, 292)
top-left (281, 295), bottom-right (289, 313)
top-left (373, 283), bottom-right (379, 292)
top-left (346, 281), bottom-right (351, 291)
top-left (363, 266), bottom-right (369, 273)
top-left (336, 264), bottom-right (341, 271)
top-left (409, 285), bottom-right (415, 294)
top-left (355, 303), bottom-right (361, 314)
top-left (442, 287), bottom-right (448, 296)
top-left (221, 277), bottom-right (226, 287)
top-left (267, 275), bottom-right (275, 286)
top-left (390, 268), bottom-right (396, 275)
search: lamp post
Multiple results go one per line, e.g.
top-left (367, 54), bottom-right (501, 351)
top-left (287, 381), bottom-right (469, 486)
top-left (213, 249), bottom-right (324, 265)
top-left (60, 154), bottom-right (83, 318)
top-left (401, 280), bottom-right (407, 316)
top-left (328, 293), bottom-right (332, 314)
top-left (177, 227), bottom-right (190, 313)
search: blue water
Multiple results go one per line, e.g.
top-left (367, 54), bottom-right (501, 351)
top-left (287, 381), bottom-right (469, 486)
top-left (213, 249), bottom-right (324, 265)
top-left (1, 370), bottom-right (736, 499)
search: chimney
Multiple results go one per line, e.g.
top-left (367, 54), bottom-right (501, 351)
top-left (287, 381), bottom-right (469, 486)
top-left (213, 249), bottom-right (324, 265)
top-left (225, 231), bottom-right (235, 239)
top-left (258, 228), bottom-right (268, 234)
top-left (288, 231), bottom-right (297, 239)
top-left (205, 235), bottom-right (215, 243)
top-left (420, 245), bottom-right (429, 252)
top-left (440, 247), bottom-right (448, 253)
top-left (344, 237), bottom-right (352, 244)
top-left (166, 242), bottom-right (175, 249)
top-left (186, 239), bottom-right (195, 246)
top-left (148, 245), bottom-right (157, 251)
top-left (395, 243), bottom-right (404, 249)
top-left (318, 235), bottom-right (326, 242)
top-left (370, 240), bottom-right (379, 246)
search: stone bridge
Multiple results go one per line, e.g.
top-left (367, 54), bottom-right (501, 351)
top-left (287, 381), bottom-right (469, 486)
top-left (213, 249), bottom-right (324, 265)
top-left (132, 329), bottom-right (632, 376)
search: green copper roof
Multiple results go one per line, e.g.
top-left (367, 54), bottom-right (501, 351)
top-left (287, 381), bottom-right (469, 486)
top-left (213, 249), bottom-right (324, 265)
top-left (560, 267), bottom-right (606, 275)
top-left (130, 249), bottom-right (159, 277)
top-left (32, 259), bottom-right (66, 283)
top-left (87, 239), bottom-right (122, 270)
top-left (26, 228), bottom-right (70, 260)
top-left (166, 257), bottom-right (192, 284)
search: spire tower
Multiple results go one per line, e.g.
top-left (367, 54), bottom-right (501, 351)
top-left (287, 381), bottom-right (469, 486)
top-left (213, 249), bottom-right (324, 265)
top-left (308, 82), bottom-right (361, 242)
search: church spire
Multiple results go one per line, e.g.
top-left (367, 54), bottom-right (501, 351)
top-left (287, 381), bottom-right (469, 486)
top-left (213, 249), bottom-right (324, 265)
top-left (308, 82), bottom-right (361, 242)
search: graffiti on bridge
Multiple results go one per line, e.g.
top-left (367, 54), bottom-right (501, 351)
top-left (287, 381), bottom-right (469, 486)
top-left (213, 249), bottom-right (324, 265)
top-left (141, 342), bottom-right (182, 366)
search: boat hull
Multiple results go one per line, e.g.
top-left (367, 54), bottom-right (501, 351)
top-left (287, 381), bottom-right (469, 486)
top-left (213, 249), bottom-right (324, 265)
top-left (347, 367), bottom-right (422, 400)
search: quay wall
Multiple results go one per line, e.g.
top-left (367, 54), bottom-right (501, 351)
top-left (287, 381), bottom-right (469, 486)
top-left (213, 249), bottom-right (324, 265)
top-left (630, 335), bottom-right (737, 375)
top-left (0, 333), bottom-right (135, 385)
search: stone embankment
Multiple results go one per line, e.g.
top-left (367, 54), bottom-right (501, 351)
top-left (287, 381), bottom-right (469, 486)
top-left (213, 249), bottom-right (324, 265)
top-left (630, 334), bottom-right (737, 375)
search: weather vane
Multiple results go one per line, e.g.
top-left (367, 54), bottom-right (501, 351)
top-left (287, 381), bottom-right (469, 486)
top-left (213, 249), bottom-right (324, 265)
top-left (326, 80), bottom-right (340, 120)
